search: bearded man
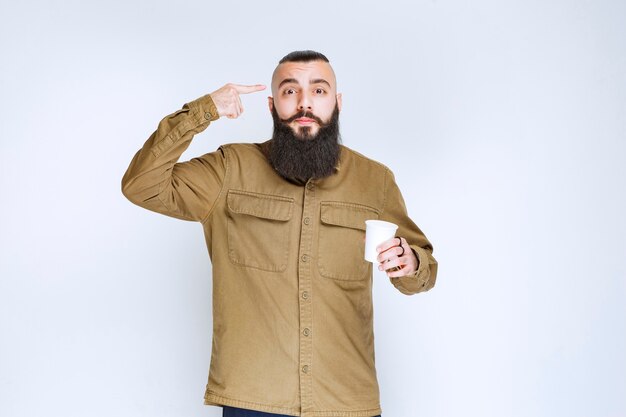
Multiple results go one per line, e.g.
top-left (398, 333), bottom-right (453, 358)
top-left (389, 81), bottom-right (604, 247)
top-left (122, 50), bottom-right (437, 417)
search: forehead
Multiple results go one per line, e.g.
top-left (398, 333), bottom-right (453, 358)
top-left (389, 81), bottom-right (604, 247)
top-left (271, 60), bottom-right (337, 91)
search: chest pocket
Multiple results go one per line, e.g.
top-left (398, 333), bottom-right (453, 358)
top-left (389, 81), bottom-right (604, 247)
top-left (318, 202), bottom-right (380, 281)
top-left (227, 190), bottom-right (294, 272)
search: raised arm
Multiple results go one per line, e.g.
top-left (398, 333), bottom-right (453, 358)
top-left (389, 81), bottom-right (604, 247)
top-left (121, 84), bottom-right (265, 221)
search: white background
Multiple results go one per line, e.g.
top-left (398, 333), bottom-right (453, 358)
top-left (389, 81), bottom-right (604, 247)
top-left (1, 0), bottom-right (625, 416)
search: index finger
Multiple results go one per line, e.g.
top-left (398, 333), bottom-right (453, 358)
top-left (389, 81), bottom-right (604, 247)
top-left (232, 84), bottom-right (267, 94)
top-left (376, 236), bottom-right (401, 253)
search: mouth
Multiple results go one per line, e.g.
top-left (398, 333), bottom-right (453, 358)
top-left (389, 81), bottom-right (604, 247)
top-left (295, 117), bottom-right (317, 125)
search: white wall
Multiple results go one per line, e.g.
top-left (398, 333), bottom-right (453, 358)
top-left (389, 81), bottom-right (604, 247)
top-left (1, 1), bottom-right (624, 416)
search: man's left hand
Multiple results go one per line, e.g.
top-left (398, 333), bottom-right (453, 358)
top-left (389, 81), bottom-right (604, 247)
top-left (376, 237), bottom-right (419, 278)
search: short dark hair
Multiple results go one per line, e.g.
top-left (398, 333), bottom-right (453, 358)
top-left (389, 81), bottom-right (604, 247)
top-left (279, 50), bottom-right (329, 64)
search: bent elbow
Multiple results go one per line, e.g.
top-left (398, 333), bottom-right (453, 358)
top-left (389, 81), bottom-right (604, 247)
top-left (121, 174), bottom-right (144, 207)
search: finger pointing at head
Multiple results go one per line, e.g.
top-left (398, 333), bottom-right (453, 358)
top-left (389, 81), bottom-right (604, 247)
top-left (210, 83), bottom-right (266, 119)
top-left (232, 84), bottom-right (267, 94)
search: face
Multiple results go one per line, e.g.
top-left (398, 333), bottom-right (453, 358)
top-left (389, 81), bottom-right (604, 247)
top-left (269, 60), bottom-right (342, 138)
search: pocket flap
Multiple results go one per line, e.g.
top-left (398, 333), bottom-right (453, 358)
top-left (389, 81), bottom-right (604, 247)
top-left (320, 202), bottom-right (379, 230)
top-left (227, 190), bottom-right (294, 221)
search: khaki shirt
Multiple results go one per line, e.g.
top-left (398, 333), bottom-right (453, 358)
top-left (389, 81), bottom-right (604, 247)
top-left (122, 94), bottom-right (437, 417)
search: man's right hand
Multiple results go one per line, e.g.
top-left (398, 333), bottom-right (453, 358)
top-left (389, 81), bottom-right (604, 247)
top-left (209, 83), bottom-right (266, 119)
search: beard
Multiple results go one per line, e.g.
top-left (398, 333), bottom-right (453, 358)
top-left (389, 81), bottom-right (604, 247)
top-left (268, 104), bottom-right (341, 183)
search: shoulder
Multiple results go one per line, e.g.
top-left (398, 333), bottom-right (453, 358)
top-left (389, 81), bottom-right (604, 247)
top-left (219, 141), bottom-right (266, 151)
top-left (218, 141), bottom-right (269, 156)
top-left (339, 145), bottom-right (392, 174)
top-left (217, 141), bottom-right (271, 166)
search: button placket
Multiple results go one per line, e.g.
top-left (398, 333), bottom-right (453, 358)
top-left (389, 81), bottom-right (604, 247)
top-left (298, 179), bottom-right (315, 413)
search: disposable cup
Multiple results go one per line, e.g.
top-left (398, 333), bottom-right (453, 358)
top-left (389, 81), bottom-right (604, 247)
top-left (364, 220), bottom-right (398, 262)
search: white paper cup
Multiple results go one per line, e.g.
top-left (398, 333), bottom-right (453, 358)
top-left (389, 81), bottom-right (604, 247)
top-left (364, 220), bottom-right (398, 262)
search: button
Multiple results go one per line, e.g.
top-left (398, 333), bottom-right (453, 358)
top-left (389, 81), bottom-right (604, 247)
top-left (302, 291), bottom-right (309, 300)
top-left (301, 254), bottom-right (309, 262)
top-left (303, 328), bottom-right (310, 337)
top-left (303, 217), bottom-right (310, 225)
top-left (302, 365), bottom-right (309, 373)
top-left (204, 111), bottom-right (213, 120)
top-left (306, 182), bottom-right (314, 190)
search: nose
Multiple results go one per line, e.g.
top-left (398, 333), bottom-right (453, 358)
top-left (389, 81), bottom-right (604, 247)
top-left (297, 91), bottom-right (312, 112)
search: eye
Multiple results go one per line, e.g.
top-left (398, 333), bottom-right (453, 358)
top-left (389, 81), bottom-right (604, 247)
top-left (314, 88), bottom-right (325, 94)
top-left (283, 88), bottom-right (296, 95)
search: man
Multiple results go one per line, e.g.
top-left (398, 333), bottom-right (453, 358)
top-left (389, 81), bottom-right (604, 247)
top-left (122, 50), bottom-right (437, 417)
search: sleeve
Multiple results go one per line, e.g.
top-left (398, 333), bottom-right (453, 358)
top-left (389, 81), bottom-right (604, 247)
top-left (379, 167), bottom-right (438, 295)
top-left (121, 94), bottom-right (227, 222)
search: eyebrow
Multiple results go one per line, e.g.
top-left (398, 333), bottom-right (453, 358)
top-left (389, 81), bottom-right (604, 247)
top-left (311, 78), bottom-right (331, 87)
top-left (278, 78), bottom-right (298, 89)
top-left (277, 78), bottom-right (332, 88)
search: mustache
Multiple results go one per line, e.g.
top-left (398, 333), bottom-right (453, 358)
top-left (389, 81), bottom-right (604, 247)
top-left (280, 110), bottom-right (326, 126)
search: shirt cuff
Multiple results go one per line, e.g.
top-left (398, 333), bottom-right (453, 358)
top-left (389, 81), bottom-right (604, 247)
top-left (188, 93), bottom-right (220, 122)
top-left (388, 245), bottom-right (432, 295)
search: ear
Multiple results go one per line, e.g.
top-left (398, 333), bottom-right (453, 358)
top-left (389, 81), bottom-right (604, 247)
top-left (268, 96), bottom-right (274, 114)
top-left (336, 93), bottom-right (343, 112)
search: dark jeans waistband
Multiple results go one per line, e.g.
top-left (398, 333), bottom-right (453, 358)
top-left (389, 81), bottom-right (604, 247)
top-left (223, 406), bottom-right (381, 417)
